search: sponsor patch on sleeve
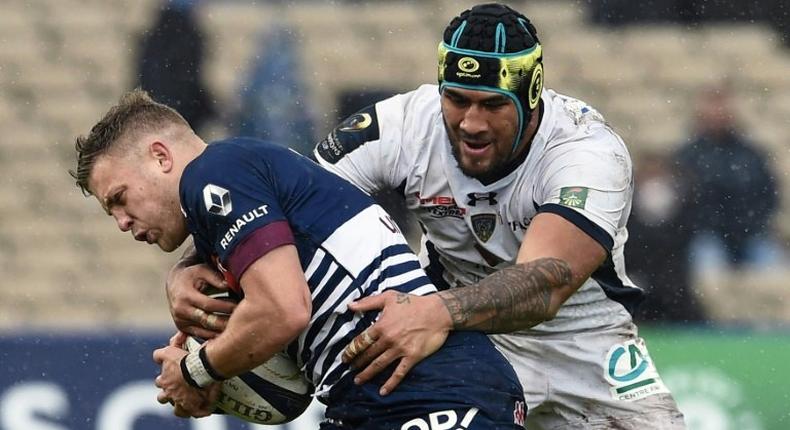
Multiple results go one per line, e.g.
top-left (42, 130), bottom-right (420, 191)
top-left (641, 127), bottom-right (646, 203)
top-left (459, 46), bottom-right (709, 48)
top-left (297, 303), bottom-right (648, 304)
top-left (315, 104), bottom-right (380, 164)
top-left (559, 186), bottom-right (589, 209)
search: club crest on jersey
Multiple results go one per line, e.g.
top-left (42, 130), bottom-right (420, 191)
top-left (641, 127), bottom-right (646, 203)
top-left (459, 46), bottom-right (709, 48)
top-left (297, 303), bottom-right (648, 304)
top-left (559, 187), bottom-right (588, 209)
top-left (203, 184), bottom-right (232, 216)
top-left (471, 213), bottom-right (496, 242)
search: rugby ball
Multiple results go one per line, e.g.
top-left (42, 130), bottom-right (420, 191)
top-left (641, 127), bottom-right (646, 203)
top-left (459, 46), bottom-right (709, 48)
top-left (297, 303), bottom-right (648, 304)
top-left (184, 337), bottom-right (313, 424)
top-left (188, 287), bottom-right (313, 424)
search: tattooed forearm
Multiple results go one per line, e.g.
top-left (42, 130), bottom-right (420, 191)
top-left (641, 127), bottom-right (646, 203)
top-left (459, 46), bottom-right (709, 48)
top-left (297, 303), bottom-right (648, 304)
top-left (437, 257), bottom-right (572, 333)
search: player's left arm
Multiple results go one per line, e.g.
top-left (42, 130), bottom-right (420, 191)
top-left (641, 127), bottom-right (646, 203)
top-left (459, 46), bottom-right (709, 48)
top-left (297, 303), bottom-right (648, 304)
top-left (439, 131), bottom-right (625, 332)
top-left (154, 244), bottom-right (311, 416)
top-left (344, 218), bottom-right (605, 394)
top-left (437, 212), bottom-right (605, 333)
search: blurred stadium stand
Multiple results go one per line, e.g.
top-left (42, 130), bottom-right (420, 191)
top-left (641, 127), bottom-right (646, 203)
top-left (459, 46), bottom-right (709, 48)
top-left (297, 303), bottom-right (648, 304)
top-left (0, 1), bottom-right (788, 427)
top-left (1, 0), bottom-right (786, 330)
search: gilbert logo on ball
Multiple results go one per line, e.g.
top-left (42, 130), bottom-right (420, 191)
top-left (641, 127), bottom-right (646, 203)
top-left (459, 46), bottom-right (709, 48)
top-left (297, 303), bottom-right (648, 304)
top-left (187, 287), bottom-right (313, 424)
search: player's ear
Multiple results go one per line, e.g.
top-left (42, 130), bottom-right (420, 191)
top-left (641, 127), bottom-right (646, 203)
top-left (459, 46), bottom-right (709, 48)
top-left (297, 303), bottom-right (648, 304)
top-left (150, 141), bottom-right (174, 172)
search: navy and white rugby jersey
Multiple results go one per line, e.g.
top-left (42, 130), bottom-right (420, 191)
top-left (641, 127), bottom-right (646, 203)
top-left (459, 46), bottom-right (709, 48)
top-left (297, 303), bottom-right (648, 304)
top-left (315, 85), bottom-right (643, 335)
top-left (179, 138), bottom-right (436, 396)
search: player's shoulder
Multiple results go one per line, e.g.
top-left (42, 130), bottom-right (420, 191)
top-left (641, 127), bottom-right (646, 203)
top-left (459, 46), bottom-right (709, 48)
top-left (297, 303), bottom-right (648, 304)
top-left (404, 84), bottom-right (442, 121)
top-left (407, 84), bottom-right (442, 107)
top-left (544, 89), bottom-right (606, 131)
top-left (380, 84), bottom-right (443, 152)
top-left (532, 90), bottom-right (631, 184)
top-left (187, 138), bottom-right (298, 176)
top-left (541, 89), bottom-right (627, 155)
top-left (378, 84), bottom-right (441, 123)
top-left (182, 138), bottom-right (274, 194)
top-left (201, 137), bottom-right (286, 161)
top-left (188, 137), bottom-right (253, 170)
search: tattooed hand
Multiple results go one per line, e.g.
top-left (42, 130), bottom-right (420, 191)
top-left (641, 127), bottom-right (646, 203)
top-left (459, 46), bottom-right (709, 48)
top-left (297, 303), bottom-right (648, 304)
top-left (339, 257), bottom-right (573, 393)
top-left (342, 291), bottom-right (452, 395)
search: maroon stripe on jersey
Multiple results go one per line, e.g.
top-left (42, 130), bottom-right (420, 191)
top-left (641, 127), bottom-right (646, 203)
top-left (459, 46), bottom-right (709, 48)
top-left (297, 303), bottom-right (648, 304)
top-left (226, 220), bottom-right (295, 279)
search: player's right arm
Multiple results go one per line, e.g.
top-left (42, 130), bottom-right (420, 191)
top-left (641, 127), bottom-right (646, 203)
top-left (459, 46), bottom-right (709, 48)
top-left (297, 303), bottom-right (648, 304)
top-left (165, 240), bottom-right (236, 339)
top-left (314, 88), bottom-right (422, 194)
top-left (203, 244), bottom-right (311, 378)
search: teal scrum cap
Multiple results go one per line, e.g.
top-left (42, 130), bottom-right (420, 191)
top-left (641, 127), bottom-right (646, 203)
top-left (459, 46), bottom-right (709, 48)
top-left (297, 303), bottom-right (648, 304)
top-left (438, 3), bottom-right (544, 153)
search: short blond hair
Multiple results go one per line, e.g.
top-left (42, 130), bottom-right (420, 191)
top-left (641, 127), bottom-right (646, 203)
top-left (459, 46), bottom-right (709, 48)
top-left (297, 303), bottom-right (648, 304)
top-left (70, 89), bottom-right (190, 195)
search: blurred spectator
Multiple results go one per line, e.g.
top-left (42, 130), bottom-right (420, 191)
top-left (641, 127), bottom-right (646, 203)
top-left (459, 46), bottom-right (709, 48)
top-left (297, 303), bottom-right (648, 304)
top-left (673, 85), bottom-right (784, 277)
top-left (589, 0), bottom-right (788, 44)
top-left (233, 25), bottom-right (317, 155)
top-left (628, 151), bottom-right (706, 323)
top-left (136, 0), bottom-right (215, 133)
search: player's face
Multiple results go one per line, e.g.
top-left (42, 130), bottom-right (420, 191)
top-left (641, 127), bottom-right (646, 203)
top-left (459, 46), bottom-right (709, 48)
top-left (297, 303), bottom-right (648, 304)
top-left (89, 152), bottom-right (188, 252)
top-left (441, 87), bottom-right (520, 179)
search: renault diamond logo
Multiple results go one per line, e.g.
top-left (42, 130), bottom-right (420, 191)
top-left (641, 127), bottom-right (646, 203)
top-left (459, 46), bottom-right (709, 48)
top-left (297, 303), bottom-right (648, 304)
top-left (203, 184), bottom-right (232, 216)
top-left (458, 57), bottom-right (480, 73)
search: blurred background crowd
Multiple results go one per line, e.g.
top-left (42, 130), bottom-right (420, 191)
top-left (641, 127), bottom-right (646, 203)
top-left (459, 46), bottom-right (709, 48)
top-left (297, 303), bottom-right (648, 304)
top-left (2, 0), bottom-right (786, 328)
top-left (0, 0), bottom-right (788, 429)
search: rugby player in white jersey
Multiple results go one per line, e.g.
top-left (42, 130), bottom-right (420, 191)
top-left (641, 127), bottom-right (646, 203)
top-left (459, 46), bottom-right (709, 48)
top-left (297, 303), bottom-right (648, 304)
top-left (313, 4), bottom-right (686, 429)
top-left (167, 3), bottom-right (686, 429)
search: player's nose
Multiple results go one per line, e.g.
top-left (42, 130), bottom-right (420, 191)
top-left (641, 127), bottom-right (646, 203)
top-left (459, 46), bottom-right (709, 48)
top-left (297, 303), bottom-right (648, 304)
top-left (460, 105), bottom-right (489, 134)
top-left (114, 212), bottom-right (133, 232)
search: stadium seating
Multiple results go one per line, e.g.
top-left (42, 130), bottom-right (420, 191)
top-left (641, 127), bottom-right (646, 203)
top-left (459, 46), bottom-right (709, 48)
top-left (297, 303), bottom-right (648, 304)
top-left (0, 0), bottom-right (786, 329)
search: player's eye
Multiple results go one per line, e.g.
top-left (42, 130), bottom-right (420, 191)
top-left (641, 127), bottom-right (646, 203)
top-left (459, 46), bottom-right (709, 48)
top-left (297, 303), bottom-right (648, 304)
top-left (108, 190), bottom-right (125, 212)
top-left (484, 98), bottom-right (508, 109)
top-left (444, 91), bottom-right (468, 106)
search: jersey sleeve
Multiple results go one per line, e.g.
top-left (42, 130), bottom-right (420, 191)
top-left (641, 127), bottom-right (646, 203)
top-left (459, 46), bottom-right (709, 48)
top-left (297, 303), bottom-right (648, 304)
top-left (535, 128), bottom-right (632, 253)
top-left (313, 89), bottom-right (420, 194)
top-left (180, 144), bottom-right (295, 281)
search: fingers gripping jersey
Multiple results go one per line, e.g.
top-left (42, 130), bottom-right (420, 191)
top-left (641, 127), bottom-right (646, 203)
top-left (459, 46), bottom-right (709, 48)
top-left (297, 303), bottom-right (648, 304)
top-left (315, 85), bottom-right (643, 335)
top-left (180, 139), bottom-right (436, 396)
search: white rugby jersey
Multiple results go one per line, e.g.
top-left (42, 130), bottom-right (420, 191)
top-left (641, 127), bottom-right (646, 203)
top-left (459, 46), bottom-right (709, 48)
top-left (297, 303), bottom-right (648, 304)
top-left (315, 84), bottom-right (642, 334)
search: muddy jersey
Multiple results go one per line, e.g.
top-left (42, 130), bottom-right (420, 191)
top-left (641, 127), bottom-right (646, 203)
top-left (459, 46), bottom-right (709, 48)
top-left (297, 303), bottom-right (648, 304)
top-left (315, 84), bottom-right (643, 334)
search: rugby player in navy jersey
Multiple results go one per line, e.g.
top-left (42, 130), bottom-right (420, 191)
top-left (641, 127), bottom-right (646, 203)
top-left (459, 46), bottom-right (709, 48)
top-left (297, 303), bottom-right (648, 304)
top-left (71, 89), bottom-right (526, 428)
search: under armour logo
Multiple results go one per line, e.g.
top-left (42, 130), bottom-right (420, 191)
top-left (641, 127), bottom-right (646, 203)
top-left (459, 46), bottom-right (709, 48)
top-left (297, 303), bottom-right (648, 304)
top-left (203, 184), bottom-right (232, 216)
top-left (467, 192), bottom-right (498, 206)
